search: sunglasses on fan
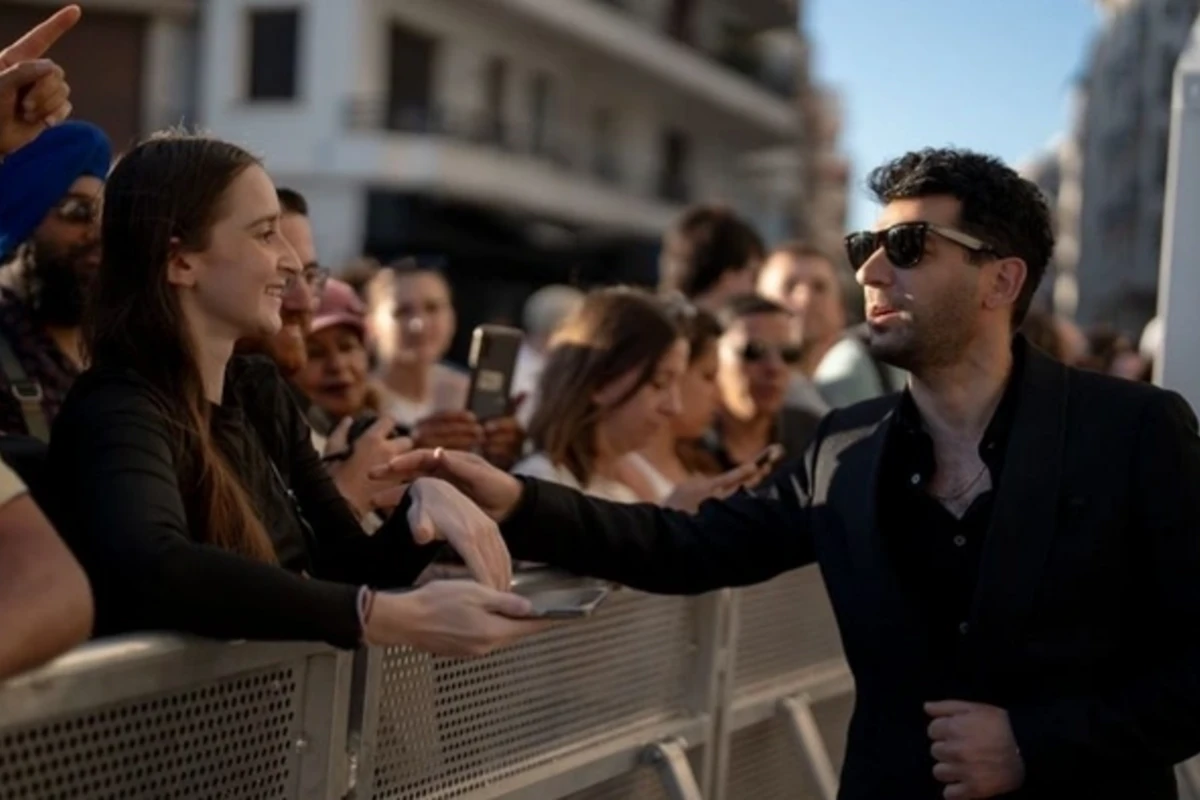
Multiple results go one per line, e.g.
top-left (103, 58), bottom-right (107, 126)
top-left (740, 341), bottom-right (802, 365)
top-left (844, 222), bottom-right (995, 270)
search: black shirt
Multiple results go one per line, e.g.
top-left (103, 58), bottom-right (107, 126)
top-left (47, 355), bottom-right (438, 649)
top-left (877, 346), bottom-right (1023, 693)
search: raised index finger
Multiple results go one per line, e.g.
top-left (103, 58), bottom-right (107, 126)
top-left (0, 6), bottom-right (81, 66)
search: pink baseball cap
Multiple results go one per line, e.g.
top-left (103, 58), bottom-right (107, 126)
top-left (311, 279), bottom-right (366, 336)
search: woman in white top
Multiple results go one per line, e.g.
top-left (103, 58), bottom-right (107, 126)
top-left (365, 260), bottom-right (469, 429)
top-left (621, 300), bottom-right (725, 503)
top-left (513, 288), bottom-right (687, 504)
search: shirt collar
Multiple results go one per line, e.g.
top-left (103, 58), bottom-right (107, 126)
top-left (891, 336), bottom-right (1026, 468)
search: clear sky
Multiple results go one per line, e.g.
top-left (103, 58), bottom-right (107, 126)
top-left (806, 0), bottom-right (1101, 228)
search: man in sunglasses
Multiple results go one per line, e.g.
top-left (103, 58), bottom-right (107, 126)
top-left (378, 147), bottom-right (1200, 799)
top-left (758, 241), bottom-right (904, 407)
top-left (0, 119), bottom-right (109, 439)
top-left (705, 293), bottom-right (822, 470)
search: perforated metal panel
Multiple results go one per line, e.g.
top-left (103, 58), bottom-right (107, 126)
top-left (0, 666), bottom-right (304, 800)
top-left (724, 718), bottom-right (824, 800)
top-left (561, 746), bottom-right (705, 800)
top-left (561, 767), bottom-right (673, 800)
top-left (367, 590), bottom-right (697, 800)
top-left (733, 566), bottom-right (844, 693)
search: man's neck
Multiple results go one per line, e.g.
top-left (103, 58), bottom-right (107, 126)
top-left (908, 334), bottom-right (1013, 447)
top-left (42, 324), bottom-right (84, 370)
top-left (799, 334), bottom-right (839, 377)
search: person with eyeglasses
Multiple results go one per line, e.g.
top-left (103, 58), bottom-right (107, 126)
top-left (237, 188), bottom-right (412, 525)
top-left (702, 294), bottom-right (823, 471)
top-left (374, 147), bottom-right (1200, 799)
top-left (0, 119), bottom-right (109, 440)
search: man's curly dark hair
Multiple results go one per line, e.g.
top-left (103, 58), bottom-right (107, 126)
top-left (866, 148), bottom-right (1055, 326)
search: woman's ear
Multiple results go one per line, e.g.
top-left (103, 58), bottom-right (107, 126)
top-left (166, 237), bottom-right (199, 289)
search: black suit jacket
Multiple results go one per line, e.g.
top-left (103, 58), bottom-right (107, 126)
top-left (501, 343), bottom-right (1200, 799)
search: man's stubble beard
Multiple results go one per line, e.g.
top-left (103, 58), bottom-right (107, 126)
top-left (20, 240), bottom-right (97, 328)
top-left (867, 288), bottom-right (976, 375)
top-left (262, 310), bottom-right (312, 378)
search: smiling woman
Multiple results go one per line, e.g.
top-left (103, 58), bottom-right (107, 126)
top-left (42, 131), bottom-right (547, 657)
top-left (295, 278), bottom-right (378, 425)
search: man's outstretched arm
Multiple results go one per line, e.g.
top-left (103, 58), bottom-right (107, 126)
top-left (372, 442), bottom-right (822, 595)
top-left (499, 470), bottom-right (813, 594)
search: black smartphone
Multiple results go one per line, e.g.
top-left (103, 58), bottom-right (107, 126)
top-left (518, 586), bottom-right (610, 619)
top-left (347, 413), bottom-right (408, 446)
top-left (466, 325), bottom-right (524, 421)
top-left (754, 443), bottom-right (785, 470)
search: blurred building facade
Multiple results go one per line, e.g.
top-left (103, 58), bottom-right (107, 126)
top-left (0, 0), bottom-right (200, 153)
top-left (199, 0), bottom-right (811, 357)
top-left (801, 85), bottom-right (851, 262)
top-left (1055, 0), bottom-right (1200, 336)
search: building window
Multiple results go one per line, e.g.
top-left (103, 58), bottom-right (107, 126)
top-left (658, 128), bottom-right (691, 203)
top-left (591, 108), bottom-right (620, 184)
top-left (386, 23), bottom-right (438, 132)
top-left (529, 72), bottom-right (554, 159)
top-left (483, 57), bottom-right (508, 145)
top-left (247, 9), bottom-right (301, 101)
top-left (665, 0), bottom-right (697, 45)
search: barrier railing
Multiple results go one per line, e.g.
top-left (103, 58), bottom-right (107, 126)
top-left (0, 567), bottom-right (853, 800)
top-left (0, 636), bottom-right (354, 800)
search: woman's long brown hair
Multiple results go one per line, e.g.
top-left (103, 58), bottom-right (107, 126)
top-left (528, 287), bottom-right (680, 485)
top-left (663, 294), bottom-right (724, 476)
top-left (86, 131), bottom-right (276, 562)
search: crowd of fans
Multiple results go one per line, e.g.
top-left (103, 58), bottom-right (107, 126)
top-left (0, 5), bottom-right (1167, 684)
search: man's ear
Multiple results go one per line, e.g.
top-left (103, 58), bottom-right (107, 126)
top-left (983, 256), bottom-right (1027, 314)
top-left (166, 237), bottom-right (199, 288)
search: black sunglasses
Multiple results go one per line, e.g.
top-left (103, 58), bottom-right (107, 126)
top-left (844, 222), bottom-right (995, 270)
top-left (741, 341), bottom-right (802, 365)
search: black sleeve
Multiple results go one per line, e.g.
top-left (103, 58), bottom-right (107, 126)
top-left (500, 439), bottom-right (819, 594)
top-left (1009, 390), bottom-right (1200, 775)
top-left (50, 381), bottom-right (365, 649)
top-left (279, 380), bottom-right (440, 588)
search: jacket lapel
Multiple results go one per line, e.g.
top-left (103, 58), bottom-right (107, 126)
top-left (970, 345), bottom-right (1069, 669)
top-left (824, 403), bottom-right (929, 651)
top-left (826, 413), bottom-right (892, 574)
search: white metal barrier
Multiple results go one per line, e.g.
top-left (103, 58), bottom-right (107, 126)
top-left (0, 567), bottom-right (852, 800)
top-left (0, 636), bottom-right (353, 799)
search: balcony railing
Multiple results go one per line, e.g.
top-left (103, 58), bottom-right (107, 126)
top-left (588, 0), bottom-right (799, 100)
top-left (345, 101), bottom-right (576, 170)
top-left (343, 99), bottom-right (696, 207)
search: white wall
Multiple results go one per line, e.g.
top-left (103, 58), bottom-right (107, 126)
top-left (200, 0), bottom-right (795, 257)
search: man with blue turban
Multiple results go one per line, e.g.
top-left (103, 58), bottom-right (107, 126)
top-left (0, 119), bottom-right (110, 439)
